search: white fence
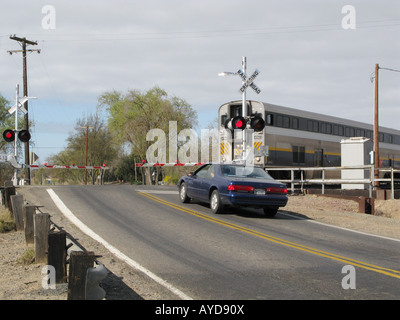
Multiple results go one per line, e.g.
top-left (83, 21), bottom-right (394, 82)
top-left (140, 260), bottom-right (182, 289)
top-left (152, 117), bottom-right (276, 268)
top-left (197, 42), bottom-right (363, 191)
top-left (265, 165), bottom-right (400, 199)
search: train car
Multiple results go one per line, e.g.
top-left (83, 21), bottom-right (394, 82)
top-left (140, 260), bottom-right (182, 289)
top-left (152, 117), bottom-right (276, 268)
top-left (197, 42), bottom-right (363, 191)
top-left (218, 100), bottom-right (400, 180)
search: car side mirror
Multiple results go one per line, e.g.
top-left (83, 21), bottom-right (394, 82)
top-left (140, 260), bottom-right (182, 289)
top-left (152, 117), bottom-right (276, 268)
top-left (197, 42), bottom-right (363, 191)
top-left (187, 172), bottom-right (194, 177)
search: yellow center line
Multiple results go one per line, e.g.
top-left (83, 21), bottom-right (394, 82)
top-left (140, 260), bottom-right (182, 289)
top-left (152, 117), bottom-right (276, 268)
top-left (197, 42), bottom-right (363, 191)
top-left (138, 192), bottom-right (400, 279)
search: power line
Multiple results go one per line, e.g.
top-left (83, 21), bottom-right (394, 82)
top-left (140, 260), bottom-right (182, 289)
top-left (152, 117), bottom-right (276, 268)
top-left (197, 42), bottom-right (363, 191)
top-left (379, 67), bottom-right (400, 73)
top-left (15, 18), bottom-right (400, 43)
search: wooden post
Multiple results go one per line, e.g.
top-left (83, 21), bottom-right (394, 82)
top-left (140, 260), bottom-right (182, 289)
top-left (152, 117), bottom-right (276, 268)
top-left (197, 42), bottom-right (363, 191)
top-left (48, 230), bottom-right (67, 283)
top-left (68, 251), bottom-right (95, 300)
top-left (10, 194), bottom-right (24, 231)
top-left (23, 205), bottom-right (35, 244)
top-left (3, 185), bottom-right (15, 211)
top-left (34, 213), bottom-right (50, 264)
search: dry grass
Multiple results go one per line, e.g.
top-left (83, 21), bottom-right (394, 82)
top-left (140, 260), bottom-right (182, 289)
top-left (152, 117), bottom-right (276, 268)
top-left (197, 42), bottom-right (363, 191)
top-left (0, 207), bottom-right (16, 233)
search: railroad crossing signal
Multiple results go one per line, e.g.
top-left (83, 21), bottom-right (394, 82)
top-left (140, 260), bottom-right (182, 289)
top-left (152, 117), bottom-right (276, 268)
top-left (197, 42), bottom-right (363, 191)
top-left (224, 115), bottom-right (265, 132)
top-left (238, 69), bottom-right (261, 94)
top-left (2, 129), bottom-right (31, 142)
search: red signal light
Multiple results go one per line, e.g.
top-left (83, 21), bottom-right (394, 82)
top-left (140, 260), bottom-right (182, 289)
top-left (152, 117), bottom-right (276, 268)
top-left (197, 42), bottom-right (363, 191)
top-left (224, 116), bottom-right (247, 131)
top-left (2, 129), bottom-right (15, 142)
top-left (232, 116), bottom-right (247, 130)
top-left (235, 119), bottom-right (243, 128)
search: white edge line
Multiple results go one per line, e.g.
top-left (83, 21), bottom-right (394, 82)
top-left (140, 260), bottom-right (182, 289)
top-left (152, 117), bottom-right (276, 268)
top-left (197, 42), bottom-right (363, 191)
top-left (46, 188), bottom-right (193, 300)
top-left (279, 212), bottom-right (400, 243)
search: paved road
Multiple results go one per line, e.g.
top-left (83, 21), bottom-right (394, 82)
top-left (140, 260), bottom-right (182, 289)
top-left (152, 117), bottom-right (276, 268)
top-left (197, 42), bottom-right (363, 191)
top-left (32, 185), bottom-right (400, 299)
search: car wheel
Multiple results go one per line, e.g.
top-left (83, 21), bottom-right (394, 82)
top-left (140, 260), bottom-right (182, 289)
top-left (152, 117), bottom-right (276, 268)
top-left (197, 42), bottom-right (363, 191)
top-left (263, 206), bottom-right (278, 217)
top-left (210, 189), bottom-right (224, 214)
top-left (179, 182), bottom-right (190, 203)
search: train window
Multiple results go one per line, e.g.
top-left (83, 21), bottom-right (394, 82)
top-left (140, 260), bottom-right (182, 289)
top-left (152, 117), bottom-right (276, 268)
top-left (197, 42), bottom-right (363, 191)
top-left (307, 120), bottom-right (312, 131)
top-left (265, 113), bottom-right (273, 126)
top-left (321, 123), bottom-right (332, 134)
top-left (221, 114), bottom-right (227, 127)
top-left (276, 115), bottom-right (283, 127)
top-left (283, 116), bottom-right (290, 128)
top-left (379, 133), bottom-right (384, 142)
top-left (298, 118), bottom-right (307, 131)
top-left (313, 121), bottom-right (319, 132)
top-left (345, 127), bottom-right (355, 137)
top-left (333, 125), bottom-right (339, 135)
top-left (356, 129), bottom-right (365, 137)
top-left (293, 146), bottom-right (305, 164)
top-left (307, 120), bottom-right (319, 132)
top-left (230, 105), bottom-right (242, 117)
top-left (292, 117), bottom-right (299, 129)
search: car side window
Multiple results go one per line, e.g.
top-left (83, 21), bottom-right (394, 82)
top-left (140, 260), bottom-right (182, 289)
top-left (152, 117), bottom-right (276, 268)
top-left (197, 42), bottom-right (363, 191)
top-left (205, 165), bottom-right (215, 179)
top-left (195, 165), bottom-right (211, 178)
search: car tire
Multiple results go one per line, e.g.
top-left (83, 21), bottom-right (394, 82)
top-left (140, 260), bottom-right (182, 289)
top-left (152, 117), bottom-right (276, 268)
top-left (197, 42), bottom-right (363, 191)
top-left (210, 189), bottom-right (224, 214)
top-left (263, 206), bottom-right (278, 217)
top-left (179, 182), bottom-right (190, 203)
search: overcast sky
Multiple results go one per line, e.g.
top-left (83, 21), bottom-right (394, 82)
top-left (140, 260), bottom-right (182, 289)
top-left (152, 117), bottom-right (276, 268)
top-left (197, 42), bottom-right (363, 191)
top-left (1, 0), bottom-right (399, 163)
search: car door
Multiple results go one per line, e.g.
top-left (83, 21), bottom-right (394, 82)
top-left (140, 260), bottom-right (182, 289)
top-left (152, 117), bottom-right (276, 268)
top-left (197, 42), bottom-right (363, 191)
top-left (188, 164), bottom-right (211, 201)
top-left (201, 165), bottom-right (216, 201)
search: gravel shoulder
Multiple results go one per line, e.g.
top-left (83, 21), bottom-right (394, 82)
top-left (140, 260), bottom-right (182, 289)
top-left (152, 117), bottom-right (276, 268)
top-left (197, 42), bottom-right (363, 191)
top-left (1, 187), bottom-right (399, 300)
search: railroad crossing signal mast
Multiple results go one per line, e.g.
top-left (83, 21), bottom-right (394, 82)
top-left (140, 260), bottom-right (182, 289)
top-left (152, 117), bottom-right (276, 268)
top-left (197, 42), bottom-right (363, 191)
top-left (4, 84), bottom-right (36, 185)
top-left (8, 35), bottom-right (40, 184)
top-left (219, 57), bottom-right (262, 162)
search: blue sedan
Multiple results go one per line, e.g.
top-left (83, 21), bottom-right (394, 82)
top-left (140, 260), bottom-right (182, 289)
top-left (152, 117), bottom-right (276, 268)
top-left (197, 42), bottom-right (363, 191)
top-left (177, 163), bottom-right (288, 216)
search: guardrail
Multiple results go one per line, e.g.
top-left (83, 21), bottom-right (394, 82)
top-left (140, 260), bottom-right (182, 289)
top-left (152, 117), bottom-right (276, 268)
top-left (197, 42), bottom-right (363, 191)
top-left (265, 165), bottom-right (400, 199)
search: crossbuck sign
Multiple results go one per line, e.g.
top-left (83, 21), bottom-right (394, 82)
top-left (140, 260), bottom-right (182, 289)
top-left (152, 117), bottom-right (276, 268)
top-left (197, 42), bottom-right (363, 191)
top-left (238, 69), bottom-right (261, 94)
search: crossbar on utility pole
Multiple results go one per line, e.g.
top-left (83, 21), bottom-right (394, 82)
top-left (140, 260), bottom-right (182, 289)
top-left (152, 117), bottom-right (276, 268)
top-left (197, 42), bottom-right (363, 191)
top-left (8, 35), bottom-right (40, 185)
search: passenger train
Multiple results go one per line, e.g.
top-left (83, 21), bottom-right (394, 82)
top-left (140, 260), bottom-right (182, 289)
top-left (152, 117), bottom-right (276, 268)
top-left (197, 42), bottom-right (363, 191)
top-left (218, 100), bottom-right (400, 180)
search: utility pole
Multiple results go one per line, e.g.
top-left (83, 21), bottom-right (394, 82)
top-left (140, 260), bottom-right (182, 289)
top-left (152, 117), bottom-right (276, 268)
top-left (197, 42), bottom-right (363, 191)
top-left (8, 35), bottom-right (40, 185)
top-left (374, 63), bottom-right (379, 188)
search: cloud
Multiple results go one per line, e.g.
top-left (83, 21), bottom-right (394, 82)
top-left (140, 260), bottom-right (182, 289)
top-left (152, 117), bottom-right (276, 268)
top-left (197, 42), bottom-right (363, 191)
top-left (1, 0), bottom-right (399, 161)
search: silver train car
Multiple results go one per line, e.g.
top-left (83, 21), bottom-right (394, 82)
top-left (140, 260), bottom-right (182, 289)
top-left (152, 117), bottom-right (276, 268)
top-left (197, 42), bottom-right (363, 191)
top-left (218, 100), bottom-right (400, 180)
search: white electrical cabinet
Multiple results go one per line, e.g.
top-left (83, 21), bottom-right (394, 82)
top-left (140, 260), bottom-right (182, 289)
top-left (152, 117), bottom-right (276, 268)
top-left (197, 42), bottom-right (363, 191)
top-left (341, 137), bottom-right (373, 190)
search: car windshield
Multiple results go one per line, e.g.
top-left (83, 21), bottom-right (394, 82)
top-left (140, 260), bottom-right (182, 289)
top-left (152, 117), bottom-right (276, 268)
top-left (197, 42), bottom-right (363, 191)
top-left (220, 165), bottom-right (274, 180)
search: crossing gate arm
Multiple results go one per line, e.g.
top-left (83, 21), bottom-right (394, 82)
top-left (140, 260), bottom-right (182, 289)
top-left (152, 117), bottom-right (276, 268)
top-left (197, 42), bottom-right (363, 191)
top-left (28, 165), bottom-right (109, 170)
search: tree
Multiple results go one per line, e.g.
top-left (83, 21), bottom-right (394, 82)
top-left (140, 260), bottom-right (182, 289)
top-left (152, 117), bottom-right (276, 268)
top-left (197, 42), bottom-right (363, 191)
top-left (98, 86), bottom-right (198, 184)
top-left (44, 111), bottom-right (118, 184)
